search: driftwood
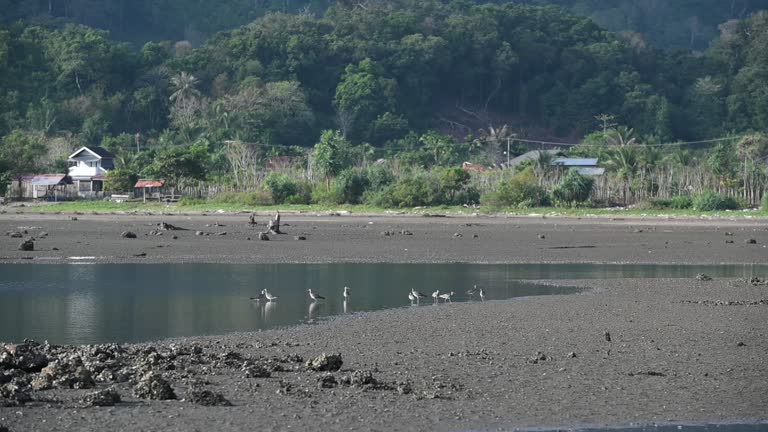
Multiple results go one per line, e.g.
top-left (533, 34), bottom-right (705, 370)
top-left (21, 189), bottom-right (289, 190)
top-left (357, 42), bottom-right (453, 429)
top-left (248, 213), bottom-right (257, 226)
top-left (267, 211), bottom-right (282, 234)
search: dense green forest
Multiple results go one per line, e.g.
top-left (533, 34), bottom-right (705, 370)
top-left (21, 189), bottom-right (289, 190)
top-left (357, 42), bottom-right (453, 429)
top-left (3, 0), bottom-right (767, 50)
top-left (1, 0), bottom-right (767, 209)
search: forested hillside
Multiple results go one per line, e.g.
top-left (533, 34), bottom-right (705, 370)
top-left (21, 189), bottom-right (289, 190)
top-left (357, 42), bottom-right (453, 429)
top-left (3, 0), bottom-right (767, 50)
top-left (1, 1), bottom-right (767, 209)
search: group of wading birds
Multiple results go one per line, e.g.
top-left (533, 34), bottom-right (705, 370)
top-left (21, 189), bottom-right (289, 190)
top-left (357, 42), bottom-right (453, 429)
top-left (250, 286), bottom-right (486, 305)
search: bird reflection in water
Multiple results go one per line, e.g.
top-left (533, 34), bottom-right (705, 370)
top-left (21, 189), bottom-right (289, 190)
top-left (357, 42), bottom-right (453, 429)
top-left (264, 300), bottom-right (277, 322)
top-left (308, 301), bottom-right (319, 321)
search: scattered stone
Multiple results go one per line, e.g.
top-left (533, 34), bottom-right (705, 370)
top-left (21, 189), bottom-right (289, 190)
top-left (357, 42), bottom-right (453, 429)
top-left (749, 277), bottom-right (768, 286)
top-left (604, 331), bottom-right (612, 342)
top-left (538, 234), bottom-right (546, 239)
top-left (380, 231), bottom-right (393, 237)
top-left (133, 373), bottom-right (176, 400)
top-left (695, 273), bottom-right (713, 281)
top-left (52, 247), bottom-right (59, 251)
top-left (453, 233), bottom-right (463, 238)
top-left (188, 389), bottom-right (231, 406)
top-left (306, 353), bottom-right (343, 372)
top-left (0, 383), bottom-right (31, 407)
top-left (473, 234), bottom-right (479, 238)
top-left (400, 230), bottom-right (413, 236)
top-left (348, 370), bottom-right (377, 387)
top-left (172, 235), bottom-right (178, 240)
top-left (158, 222), bottom-right (185, 231)
top-left (120, 231), bottom-right (137, 239)
top-left (396, 381), bottom-right (412, 395)
top-left (726, 240), bottom-right (734, 244)
top-left (725, 232), bottom-right (734, 236)
top-left (69, 216), bottom-right (78, 221)
top-left (216, 232), bottom-right (227, 236)
top-left (736, 341), bottom-right (746, 347)
top-left (81, 388), bottom-right (121, 407)
top-left (38, 232), bottom-right (48, 238)
top-left (527, 352), bottom-right (549, 364)
top-left (18, 238), bottom-right (34, 251)
top-left (133, 252), bottom-right (147, 257)
top-left (745, 239), bottom-right (757, 244)
top-left (8, 232), bottom-right (22, 238)
top-left (628, 371), bottom-right (666, 377)
top-left (567, 352), bottom-right (577, 358)
top-left (317, 374), bottom-right (338, 389)
top-left (294, 236), bottom-right (306, 241)
top-left (242, 363), bottom-right (271, 378)
top-left (1, 342), bottom-right (49, 372)
top-left (258, 232), bottom-right (270, 241)
top-left (33, 357), bottom-right (95, 390)
top-left (195, 231), bottom-right (205, 236)
top-left (148, 230), bottom-right (163, 236)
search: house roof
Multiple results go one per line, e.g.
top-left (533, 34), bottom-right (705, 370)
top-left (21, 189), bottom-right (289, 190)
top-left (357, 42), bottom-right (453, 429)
top-left (135, 179), bottom-right (166, 188)
top-left (575, 167), bottom-right (606, 176)
top-left (68, 146), bottom-right (115, 160)
top-left (31, 174), bottom-right (69, 186)
top-left (552, 158), bottom-right (599, 167)
top-left (508, 150), bottom-right (564, 168)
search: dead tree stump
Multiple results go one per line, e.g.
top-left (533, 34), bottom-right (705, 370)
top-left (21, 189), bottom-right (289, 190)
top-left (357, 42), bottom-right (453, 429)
top-left (267, 211), bottom-right (282, 234)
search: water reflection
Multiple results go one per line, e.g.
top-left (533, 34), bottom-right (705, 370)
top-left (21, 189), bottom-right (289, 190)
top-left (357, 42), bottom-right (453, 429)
top-left (0, 263), bottom-right (764, 345)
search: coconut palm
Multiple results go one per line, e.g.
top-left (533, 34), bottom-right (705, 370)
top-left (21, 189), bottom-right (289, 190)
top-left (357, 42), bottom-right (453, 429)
top-left (169, 72), bottom-right (201, 103)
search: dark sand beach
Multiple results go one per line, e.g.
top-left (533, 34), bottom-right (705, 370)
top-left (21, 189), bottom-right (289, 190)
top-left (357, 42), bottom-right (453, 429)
top-left (1, 213), bottom-right (767, 431)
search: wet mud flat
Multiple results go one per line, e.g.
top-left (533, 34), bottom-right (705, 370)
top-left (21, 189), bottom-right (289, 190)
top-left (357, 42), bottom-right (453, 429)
top-left (1, 278), bottom-right (767, 432)
top-left (0, 213), bottom-right (767, 264)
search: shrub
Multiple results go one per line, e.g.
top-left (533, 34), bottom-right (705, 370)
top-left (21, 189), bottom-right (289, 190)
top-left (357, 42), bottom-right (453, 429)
top-left (212, 190), bottom-right (272, 206)
top-left (311, 185), bottom-right (344, 205)
top-left (179, 196), bottom-right (206, 206)
top-left (692, 191), bottom-right (740, 211)
top-left (264, 172), bottom-right (311, 204)
top-left (552, 169), bottom-right (593, 205)
top-left (645, 195), bottom-right (693, 210)
top-left (365, 164), bottom-right (395, 191)
top-left (104, 169), bottom-right (138, 192)
top-left (439, 167), bottom-right (471, 203)
top-left (480, 168), bottom-right (549, 208)
top-left (364, 171), bottom-right (444, 208)
top-left (332, 168), bottom-right (369, 204)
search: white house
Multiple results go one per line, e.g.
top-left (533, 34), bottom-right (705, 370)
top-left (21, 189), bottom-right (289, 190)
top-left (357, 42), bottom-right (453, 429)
top-left (67, 146), bottom-right (115, 196)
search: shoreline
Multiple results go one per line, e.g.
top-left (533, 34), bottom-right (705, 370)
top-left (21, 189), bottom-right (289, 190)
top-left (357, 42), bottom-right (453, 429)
top-left (1, 213), bottom-right (767, 265)
top-left (1, 278), bottom-right (767, 431)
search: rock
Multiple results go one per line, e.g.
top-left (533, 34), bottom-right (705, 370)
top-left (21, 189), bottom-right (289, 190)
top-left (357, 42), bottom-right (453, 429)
top-left (242, 363), bottom-right (271, 378)
top-left (133, 372), bottom-right (176, 400)
top-left (453, 233), bottom-right (463, 238)
top-left (725, 232), bottom-right (734, 236)
top-left (473, 234), bottom-right (479, 238)
top-left (133, 252), bottom-right (147, 257)
top-left (396, 381), bottom-right (412, 395)
top-left (195, 231), bottom-right (205, 236)
top-left (745, 239), bottom-right (757, 244)
top-left (18, 238), bottom-right (34, 251)
top-left (52, 247), bottom-right (59, 251)
top-left (172, 235), bottom-right (178, 240)
top-left (217, 232), bottom-right (227, 236)
top-left (34, 358), bottom-right (95, 390)
top-left (604, 331), bottom-right (612, 342)
top-left (400, 230), bottom-right (413, 236)
top-left (736, 341), bottom-right (746, 347)
top-left (567, 352), bottom-right (577, 358)
top-left (120, 231), bottom-right (137, 239)
top-left (8, 232), bottom-right (22, 238)
top-left (159, 222), bottom-right (185, 231)
top-left (69, 216), bottom-right (78, 221)
top-left (38, 232), bottom-right (48, 238)
top-left (306, 353), bottom-right (343, 372)
top-left (538, 234), bottom-right (546, 239)
top-left (317, 374), bottom-right (338, 389)
top-left (258, 232), bottom-right (270, 241)
top-left (726, 240), bottom-right (734, 244)
top-left (380, 231), bottom-right (392, 237)
top-left (1, 343), bottom-right (49, 372)
top-left (294, 236), bottom-right (307, 241)
top-left (148, 230), bottom-right (163, 236)
top-left (0, 383), bottom-right (31, 407)
top-left (188, 389), bottom-right (231, 406)
top-left (695, 273), bottom-right (713, 281)
top-left (348, 370), bottom-right (377, 387)
top-left (527, 352), bottom-right (549, 364)
top-left (81, 388), bottom-right (121, 407)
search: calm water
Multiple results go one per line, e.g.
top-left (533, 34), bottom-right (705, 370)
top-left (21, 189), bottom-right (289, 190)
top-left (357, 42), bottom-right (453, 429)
top-left (0, 263), bottom-right (765, 345)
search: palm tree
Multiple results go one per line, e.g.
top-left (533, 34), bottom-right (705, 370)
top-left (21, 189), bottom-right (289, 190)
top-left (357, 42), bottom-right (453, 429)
top-left (170, 72), bottom-right (201, 103)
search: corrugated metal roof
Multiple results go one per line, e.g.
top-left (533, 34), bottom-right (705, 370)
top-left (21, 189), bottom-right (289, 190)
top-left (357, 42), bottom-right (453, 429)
top-left (575, 167), bottom-right (605, 176)
top-left (552, 158), bottom-right (599, 166)
top-left (135, 179), bottom-right (166, 188)
top-left (31, 174), bottom-right (68, 186)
